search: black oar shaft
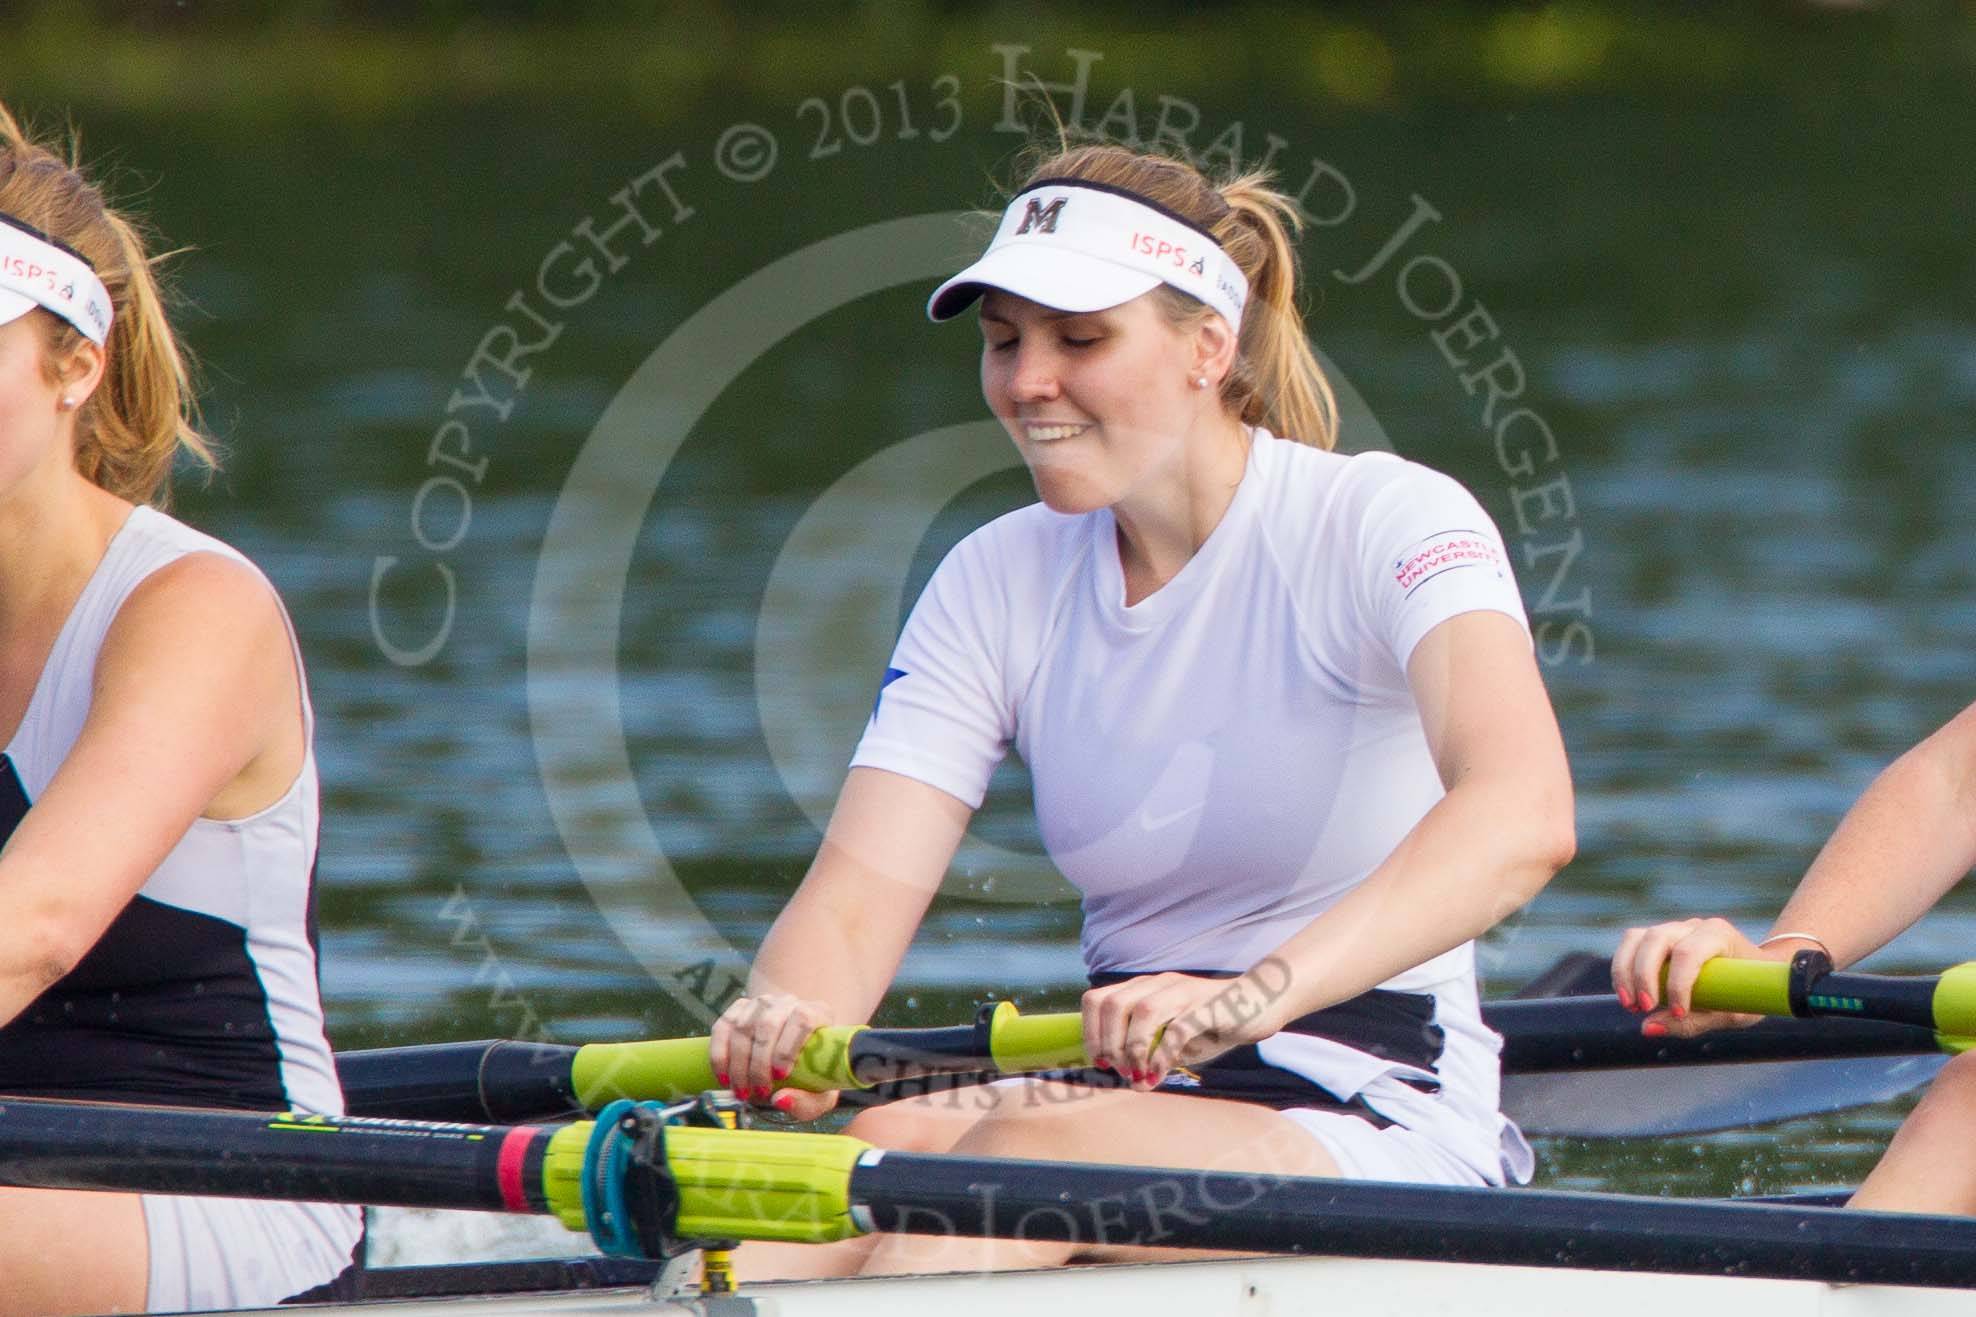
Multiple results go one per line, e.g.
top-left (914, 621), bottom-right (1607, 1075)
top-left (1487, 994), bottom-right (1940, 1071)
top-left (852, 1151), bottom-right (1976, 1288)
top-left (846, 1025), bottom-right (992, 1085)
top-left (339, 1040), bottom-right (582, 1123)
top-left (0, 1097), bottom-right (551, 1212)
top-left (1802, 969), bottom-right (1942, 1029)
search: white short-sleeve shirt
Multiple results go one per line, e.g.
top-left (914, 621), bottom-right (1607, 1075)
top-left (850, 430), bottom-right (1534, 1181)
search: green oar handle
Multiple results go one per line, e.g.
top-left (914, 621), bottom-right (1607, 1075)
top-left (568, 1003), bottom-right (1111, 1107)
top-left (570, 1027), bottom-right (872, 1107)
top-left (1678, 956), bottom-right (1976, 1046)
top-left (1683, 958), bottom-right (1795, 1017)
top-left (983, 1000), bottom-right (1091, 1073)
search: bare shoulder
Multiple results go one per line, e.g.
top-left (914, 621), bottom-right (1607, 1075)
top-left (1926, 699), bottom-right (1976, 768)
top-left (96, 551), bottom-right (290, 689)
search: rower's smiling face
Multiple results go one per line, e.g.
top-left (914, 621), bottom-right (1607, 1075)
top-left (979, 290), bottom-right (1205, 515)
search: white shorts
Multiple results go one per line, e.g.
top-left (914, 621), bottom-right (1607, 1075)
top-left (142, 1194), bottom-right (362, 1312)
top-left (1278, 1107), bottom-right (1494, 1186)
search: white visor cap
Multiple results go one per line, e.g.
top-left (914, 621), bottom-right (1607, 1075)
top-left (0, 214), bottom-right (114, 346)
top-left (928, 180), bottom-right (1247, 333)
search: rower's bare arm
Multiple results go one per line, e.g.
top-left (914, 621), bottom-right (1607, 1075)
top-left (1618, 698), bottom-right (1976, 1035)
top-left (1240, 610), bottom-right (1575, 1029)
top-left (1771, 698), bottom-right (1976, 966)
top-left (0, 554), bottom-right (296, 1027)
top-left (712, 766), bottom-right (968, 1111)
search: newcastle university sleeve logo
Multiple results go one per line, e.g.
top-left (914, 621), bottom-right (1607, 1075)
top-left (1393, 530), bottom-right (1507, 597)
top-left (1014, 195), bottom-right (1067, 235)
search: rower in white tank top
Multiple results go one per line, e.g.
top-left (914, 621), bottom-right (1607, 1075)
top-left (0, 505), bottom-right (362, 1309)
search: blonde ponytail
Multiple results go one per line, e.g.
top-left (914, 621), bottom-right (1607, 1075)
top-left (1215, 175), bottom-right (1338, 451)
top-left (0, 102), bottom-right (214, 506)
top-left (1015, 143), bottom-right (1339, 450)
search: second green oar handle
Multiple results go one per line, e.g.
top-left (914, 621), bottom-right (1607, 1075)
top-left (571, 1001), bottom-right (1093, 1107)
top-left (1686, 953), bottom-right (1976, 1043)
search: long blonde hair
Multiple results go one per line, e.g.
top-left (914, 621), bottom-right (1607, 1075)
top-left (1013, 142), bottom-right (1338, 450)
top-left (0, 103), bottom-right (214, 506)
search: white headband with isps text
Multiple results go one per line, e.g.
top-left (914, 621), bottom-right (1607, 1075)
top-left (927, 181), bottom-right (1248, 334)
top-left (0, 213), bottom-right (113, 346)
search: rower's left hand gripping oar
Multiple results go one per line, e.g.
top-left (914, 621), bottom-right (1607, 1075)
top-left (572, 1001), bottom-right (1093, 1107)
top-left (1681, 952), bottom-right (1976, 1047)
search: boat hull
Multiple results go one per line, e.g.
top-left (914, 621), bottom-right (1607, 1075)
top-left (232, 1251), bottom-right (1976, 1315)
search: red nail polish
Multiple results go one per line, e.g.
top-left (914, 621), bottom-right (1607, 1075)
top-left (1671, 1004), bottom-right (1687, 1020)
top-left (1642, 1021), bottom-right (1668, 1037)
top-left (716, 1072), bottom-right (730, 1088)
top-left (772, 1091), bottom-right (795, 1113)
top-left (772, 1064), bottom-right (790, 1081)
top-left (1094, 1058), bottom-right (1111, 1071)
top-left (1616, 989), bottom-right (1633, 1011)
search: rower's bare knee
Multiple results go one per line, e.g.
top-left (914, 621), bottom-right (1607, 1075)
top-left (842, 1086), bottom-right (1000, 1153)
top-left (0, 1187), bottom-right (148, 1316)
top-left (1907, 1050), bottom-right (1976, 1133)
top-left (1852, 1050), bottom-right (1976, 1214)
top-left (950, 1083), bottom-right (1335, 1181)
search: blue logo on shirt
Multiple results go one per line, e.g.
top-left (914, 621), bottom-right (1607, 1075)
top-left (871, 667), bottom-right (908, 720)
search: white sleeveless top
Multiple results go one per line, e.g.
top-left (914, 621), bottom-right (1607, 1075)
top-left (0, 505), bottom-right (342, 1115)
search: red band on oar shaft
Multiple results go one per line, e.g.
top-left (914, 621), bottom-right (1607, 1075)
top-left (496, 1125), bottom-right (537, 1212)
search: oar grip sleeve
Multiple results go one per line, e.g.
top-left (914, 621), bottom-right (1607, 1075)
top-left (985, 1001), bottom-right (1089, 1073)
top-left (1685, 958), bottom-right (1795, 1017)
top-left (663, 1126), bottom-right (869, 1244)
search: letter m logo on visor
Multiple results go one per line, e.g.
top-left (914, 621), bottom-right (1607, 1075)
top-left (1014, 196), bottom-right (1067, 236)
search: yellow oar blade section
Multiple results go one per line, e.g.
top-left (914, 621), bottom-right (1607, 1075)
top-left (544, 1121), bottom-right (597, 1233)
top-left (1933, 963), bottom-right (1976, 1039)
top-left (985, 1001), bottom-right (1089, 1073)
top-left (1685, 958), bottom-right (1793, 1017)
top-left (665, 1127), bottom-right (869, 1244)
top-left (540, 1122), bottom-right (868, 1244)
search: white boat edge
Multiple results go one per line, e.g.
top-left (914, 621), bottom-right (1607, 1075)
top-left (228, 1251), bottom-right (1976, 1315)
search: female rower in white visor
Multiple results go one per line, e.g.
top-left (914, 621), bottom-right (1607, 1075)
top-left (0, 105), bottom-right (358, 1312)
top-left (713, 142), bottom-right (1576, 1277)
